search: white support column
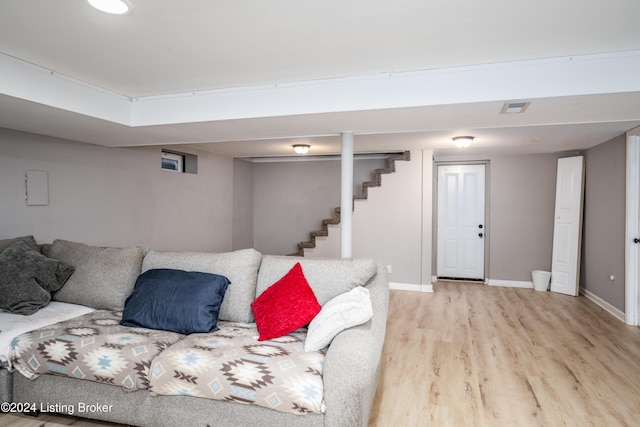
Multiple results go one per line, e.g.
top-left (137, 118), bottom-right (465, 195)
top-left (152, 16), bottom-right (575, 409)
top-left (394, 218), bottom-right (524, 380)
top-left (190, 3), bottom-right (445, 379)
top-left (341, 132), bottom-right (354, 258)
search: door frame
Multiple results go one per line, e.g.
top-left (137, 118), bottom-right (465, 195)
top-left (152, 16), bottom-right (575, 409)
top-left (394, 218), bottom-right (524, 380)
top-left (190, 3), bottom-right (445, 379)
top-left (625, 128), bottom-right (640, 326)
top-left (433, 160), bottom-right (490, 282)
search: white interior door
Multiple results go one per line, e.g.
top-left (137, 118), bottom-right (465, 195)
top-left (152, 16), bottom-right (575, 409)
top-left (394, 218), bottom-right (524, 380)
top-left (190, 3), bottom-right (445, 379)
top-left (551, 156), bottom-right (585, 296)
top-left (437, 164), bottom-right (485, 280)
top-left (625, 132), bottom-right (640, 325)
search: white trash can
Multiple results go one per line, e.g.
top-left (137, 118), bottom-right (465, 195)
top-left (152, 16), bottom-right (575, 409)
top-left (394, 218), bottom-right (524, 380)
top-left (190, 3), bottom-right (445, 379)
top-left (531, 270), bottom-right (551, 292)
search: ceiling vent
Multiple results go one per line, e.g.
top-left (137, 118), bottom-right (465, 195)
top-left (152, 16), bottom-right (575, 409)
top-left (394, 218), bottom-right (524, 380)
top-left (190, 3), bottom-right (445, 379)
top-left (500, 101), bottom-right (531, 114)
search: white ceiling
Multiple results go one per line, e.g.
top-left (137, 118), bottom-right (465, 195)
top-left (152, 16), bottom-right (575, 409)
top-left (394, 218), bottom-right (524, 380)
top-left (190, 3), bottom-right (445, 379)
top-left (1, 0), bottom-right (640, 158)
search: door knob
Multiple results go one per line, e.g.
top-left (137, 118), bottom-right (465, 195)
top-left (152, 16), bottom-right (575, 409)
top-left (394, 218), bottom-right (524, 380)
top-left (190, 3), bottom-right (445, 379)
top-left (479, 233), bottom-right (484, 238)
top-left (478, 224), bottom-right (483, 229)
top-left (635, 238), bottom-right (640, 244)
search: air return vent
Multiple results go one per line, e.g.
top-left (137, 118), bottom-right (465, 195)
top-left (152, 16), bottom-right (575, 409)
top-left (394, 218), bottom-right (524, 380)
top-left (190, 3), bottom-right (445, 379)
top-left (500, 101), bottom-right (531, 114)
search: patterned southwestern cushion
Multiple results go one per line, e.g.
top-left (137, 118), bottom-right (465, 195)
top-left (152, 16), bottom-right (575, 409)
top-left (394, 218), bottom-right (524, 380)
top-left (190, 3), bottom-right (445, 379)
top-left (148, 321), bottom-right (326, 415)
top-left (10, 310), bottom-right (184, 391)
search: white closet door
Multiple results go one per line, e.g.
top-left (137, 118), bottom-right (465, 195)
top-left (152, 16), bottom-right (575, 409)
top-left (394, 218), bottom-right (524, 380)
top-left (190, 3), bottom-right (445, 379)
top-left (550, 156), bottom-right (585, 296)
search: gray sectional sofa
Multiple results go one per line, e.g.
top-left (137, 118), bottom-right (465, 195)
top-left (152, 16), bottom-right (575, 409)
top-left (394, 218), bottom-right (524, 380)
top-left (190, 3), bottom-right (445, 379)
top-left (0, 238), bottom-right (389, 427)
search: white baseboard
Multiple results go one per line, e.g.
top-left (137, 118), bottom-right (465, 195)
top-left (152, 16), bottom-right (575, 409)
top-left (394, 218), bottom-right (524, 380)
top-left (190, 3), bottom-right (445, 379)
top-left (409, 278), bottom-right (624, 321)
top-left (389, 282), bottom-right (433, 293)
top-left (580, 287), bottom-right (625, 323)
top-left (433, 277), bottom-right (533, 289)
top-left (487, 279), bottom-right (534, 289)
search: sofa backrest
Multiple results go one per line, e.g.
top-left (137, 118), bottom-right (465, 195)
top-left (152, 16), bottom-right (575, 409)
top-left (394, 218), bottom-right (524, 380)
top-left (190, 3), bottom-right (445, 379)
top-left (256, 256), bottom-right (377, 305)
top-left (31, 237), bottom-right (379, 326)
top-left (48, 239), bottom-right (147, 311)
top-left (141, 248), bottom-right (262, 323)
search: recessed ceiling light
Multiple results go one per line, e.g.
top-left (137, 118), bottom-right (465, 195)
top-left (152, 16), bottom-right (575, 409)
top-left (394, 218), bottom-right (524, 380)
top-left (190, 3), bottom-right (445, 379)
top-left (500, 101), bottom-right (531, 114)
top-left (88, 0), bottom-right (132, 15)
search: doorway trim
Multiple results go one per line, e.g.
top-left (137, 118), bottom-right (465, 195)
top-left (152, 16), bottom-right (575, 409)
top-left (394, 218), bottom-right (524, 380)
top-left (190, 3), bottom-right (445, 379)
top-left (433, 160), bottom-right (490, 283)
top-left (625, 128), bottom-right (640, 326)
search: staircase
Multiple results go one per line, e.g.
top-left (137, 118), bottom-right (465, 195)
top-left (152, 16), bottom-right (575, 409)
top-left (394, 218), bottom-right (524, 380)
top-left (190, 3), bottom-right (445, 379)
top-left (288, 151), bottom-right (410, 257)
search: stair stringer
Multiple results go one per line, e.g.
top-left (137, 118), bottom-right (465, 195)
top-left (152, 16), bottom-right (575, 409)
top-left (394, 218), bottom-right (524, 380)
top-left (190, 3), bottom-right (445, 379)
top-left (293, 151), bottom-right (411, 257)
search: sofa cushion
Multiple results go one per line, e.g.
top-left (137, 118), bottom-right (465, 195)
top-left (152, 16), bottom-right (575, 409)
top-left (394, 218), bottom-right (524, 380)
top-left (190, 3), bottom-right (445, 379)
top-left (0, 235), bottom-right (39, 253)
top-left (304, 286), bottom-right (372, 352)
top-left (49, 239), bottom-right (146, 311)
top-left (251, 262), bottom-right (321, 341)
top-left (141, 248), bottom-right (262, 323)
top-left (11, 310), bottom-right (184, 391)
top-left (256, 256), bottom-right (377, 305)
top-left (0, 241), bottom-right (75, 315)
top-left (148, 321), bottom-right (326, 415)
top-left (121, 269), bottom-right (230, 334)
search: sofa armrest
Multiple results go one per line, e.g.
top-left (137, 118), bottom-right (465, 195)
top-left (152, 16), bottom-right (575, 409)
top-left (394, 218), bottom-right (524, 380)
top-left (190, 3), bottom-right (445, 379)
top-left (322, 261), bottom-right (389, 427)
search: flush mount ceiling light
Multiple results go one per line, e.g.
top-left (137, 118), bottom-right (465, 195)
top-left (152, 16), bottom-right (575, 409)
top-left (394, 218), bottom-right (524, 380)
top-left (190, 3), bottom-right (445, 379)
top-left (292, 144), bottom-right (311, 155)
top-left (452, 136), bottom-right (474, 148)
top-left (88, 0), bottom-right (132, 14)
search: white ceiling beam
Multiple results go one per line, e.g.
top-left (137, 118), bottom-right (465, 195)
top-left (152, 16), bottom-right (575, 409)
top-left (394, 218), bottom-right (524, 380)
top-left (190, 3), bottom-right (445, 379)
top-left (131, 50), bottom-right (640, 126)
top-left (1, 50), bottom-right (639, 131)
top-left (0, 53), bottom-right (132, 125)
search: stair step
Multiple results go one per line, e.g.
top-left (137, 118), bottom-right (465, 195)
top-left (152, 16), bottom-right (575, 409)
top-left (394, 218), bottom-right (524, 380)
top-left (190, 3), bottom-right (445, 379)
top-left (289, 151), bottom-right (410, 256)
top-left (322, 218), bottom-right (340, 226)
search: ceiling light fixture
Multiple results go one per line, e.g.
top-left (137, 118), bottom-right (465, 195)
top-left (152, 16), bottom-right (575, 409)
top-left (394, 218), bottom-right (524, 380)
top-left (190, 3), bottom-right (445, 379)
top-left (88, 0), bottom-right (132, 15)
top-left (452, 136), bottom-right (474, 148)
top-left (292, 144), bottom-right (311, 155)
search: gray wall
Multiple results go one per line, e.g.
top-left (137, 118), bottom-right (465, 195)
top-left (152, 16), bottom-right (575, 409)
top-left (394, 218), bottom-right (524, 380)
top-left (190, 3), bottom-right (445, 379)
top-left (352, 151), bottom-right (431, 287)
top-left (0, 128), bottom-right (234, 251)
top-left (251, 158), bottom-right (386, 255)
top-left (581, 135), bottom-right (626, 310)
top-left (301, 151), bottom-right (431, 287)
top-left (3, 126), bottom-right (628, 311)
top-left (232, 158), bottom-right (254, 250)
top-left (435, 152), bottom-right (560, 282)
top-left (253, 151), bottom-right (563, 283)
top-left (489, 153), bottom-right (559, 281)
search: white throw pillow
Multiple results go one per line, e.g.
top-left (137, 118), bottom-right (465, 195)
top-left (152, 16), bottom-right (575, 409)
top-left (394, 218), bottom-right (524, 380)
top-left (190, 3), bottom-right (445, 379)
top-left (304, 286), bottom-right (373, 352)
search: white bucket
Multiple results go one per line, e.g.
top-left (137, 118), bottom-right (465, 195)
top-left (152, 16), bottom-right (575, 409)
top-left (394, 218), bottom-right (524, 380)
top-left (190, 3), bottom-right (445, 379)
top-left (531, 270), bottom-right (551, 292)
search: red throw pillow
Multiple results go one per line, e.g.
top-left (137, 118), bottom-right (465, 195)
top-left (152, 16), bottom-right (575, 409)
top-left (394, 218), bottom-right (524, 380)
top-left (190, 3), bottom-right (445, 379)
top-left (251, 262), bottom-right (321, 341)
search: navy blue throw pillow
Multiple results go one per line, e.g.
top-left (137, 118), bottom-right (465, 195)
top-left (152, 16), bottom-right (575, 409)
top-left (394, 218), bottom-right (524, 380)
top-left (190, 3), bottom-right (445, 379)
top-left (120, 269), bottom-right (231, 334)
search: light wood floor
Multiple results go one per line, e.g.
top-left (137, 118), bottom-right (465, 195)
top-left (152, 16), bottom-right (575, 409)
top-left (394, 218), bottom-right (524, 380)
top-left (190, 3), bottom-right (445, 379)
top-left (2, 282), bottom-right (640, 426)
top-left (0, 413), bottom-right (121, 427)
top-left (370, 282), bottom-right (640, 427)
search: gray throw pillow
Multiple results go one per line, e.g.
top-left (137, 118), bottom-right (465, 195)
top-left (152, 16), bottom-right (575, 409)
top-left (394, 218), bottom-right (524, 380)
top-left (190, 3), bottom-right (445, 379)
top-left (0, 240), bottom-right (75, 315)
top-left (49, 239), bottom-right (146, 311)
top-left (0, 235), bottom-right (39, 253)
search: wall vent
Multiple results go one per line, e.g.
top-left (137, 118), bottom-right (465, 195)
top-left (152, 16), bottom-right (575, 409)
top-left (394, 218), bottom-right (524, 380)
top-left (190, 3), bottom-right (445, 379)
top-left (500, 101), bottom-right (531, 114)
